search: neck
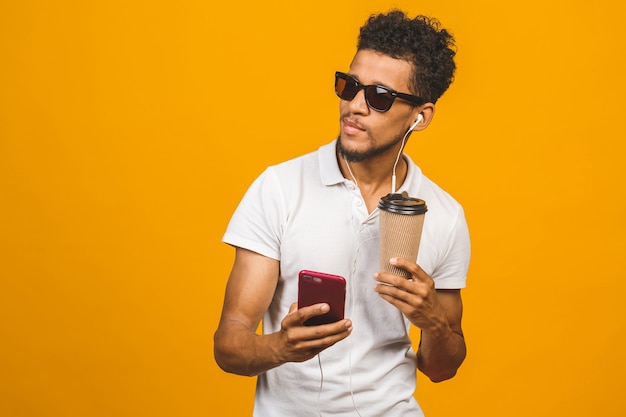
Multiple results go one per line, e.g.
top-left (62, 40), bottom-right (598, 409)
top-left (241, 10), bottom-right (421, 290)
top-left (338, 149), bottom-right (408, 211)
top-left (337, 126), bottom-right (412, 194)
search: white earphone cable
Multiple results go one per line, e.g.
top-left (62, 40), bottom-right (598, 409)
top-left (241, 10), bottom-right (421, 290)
top-left (317, 353), bottom-right (324, 417)
top-left (343, 155), bottom-right (358, 188)
top-left (391, 126), bottom-right (413, 194)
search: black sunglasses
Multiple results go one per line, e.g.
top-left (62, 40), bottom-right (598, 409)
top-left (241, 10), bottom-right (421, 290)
top-left (334, 71), bottom-right (426, 112)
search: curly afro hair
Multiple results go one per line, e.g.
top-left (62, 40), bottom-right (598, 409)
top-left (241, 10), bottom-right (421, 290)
top-left (357, 10), bottom-right (456, 103)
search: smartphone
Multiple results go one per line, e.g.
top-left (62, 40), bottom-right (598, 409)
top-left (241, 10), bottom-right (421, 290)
top-left (298, 270), bottom-right (346, 326)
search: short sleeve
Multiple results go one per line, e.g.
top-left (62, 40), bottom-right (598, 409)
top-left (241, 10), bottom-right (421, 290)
top-left (222, 168), bottom-right (285, 260)
top-left (431, 205), bottom-right (471, 289)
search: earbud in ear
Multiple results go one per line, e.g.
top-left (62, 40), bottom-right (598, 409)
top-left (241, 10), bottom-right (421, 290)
top-left (408, 114), bottom-right (424, 132)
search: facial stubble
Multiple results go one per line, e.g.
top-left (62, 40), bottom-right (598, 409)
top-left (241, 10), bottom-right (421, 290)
top-left (336, 130), bottom-right (406, 163)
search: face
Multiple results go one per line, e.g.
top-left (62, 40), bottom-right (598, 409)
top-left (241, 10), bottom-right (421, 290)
top-left (337, 49), bottom-right (420, 162)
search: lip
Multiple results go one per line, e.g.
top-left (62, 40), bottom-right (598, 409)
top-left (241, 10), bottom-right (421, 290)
top-left (342, 118), bottom-right (366, 135)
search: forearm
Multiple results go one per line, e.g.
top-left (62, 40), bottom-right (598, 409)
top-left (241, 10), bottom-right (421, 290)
top-left (417, 323), bottom-right (466, 382)
top-left (213, 320), bottom-right (283, 377)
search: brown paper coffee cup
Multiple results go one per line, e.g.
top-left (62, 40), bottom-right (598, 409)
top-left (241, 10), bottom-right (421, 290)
top-left (378, 192), bottom-right (427, 277)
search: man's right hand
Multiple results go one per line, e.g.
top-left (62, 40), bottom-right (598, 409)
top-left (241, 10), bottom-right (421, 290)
top-left (274, 302), bottom-right (352, 363)
top-left (214, 248), bottom-right (352, 376)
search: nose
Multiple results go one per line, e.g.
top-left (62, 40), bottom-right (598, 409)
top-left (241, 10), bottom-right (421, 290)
top-left (347, 87), bottom-right (370, 115)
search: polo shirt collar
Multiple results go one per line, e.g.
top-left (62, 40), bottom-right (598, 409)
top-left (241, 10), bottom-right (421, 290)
top-left (318, 139), bottom-right (345, 186)
top-left (317, 138), bottom-right (422, 191)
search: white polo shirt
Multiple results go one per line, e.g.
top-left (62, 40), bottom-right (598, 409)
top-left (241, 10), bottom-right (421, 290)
top-left (223, 140), bottom-right (470, 417)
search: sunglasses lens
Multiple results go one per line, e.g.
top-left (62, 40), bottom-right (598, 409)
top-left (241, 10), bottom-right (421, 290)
top-left (365, 86), bottom-right (394, 112)
top-left (336, 75), bottom-right (359, 100)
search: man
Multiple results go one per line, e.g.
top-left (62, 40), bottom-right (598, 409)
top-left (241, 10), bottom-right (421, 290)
top-left (214, 10), bottom-right (470, 417)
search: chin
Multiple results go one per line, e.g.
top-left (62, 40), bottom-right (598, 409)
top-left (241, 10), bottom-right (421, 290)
top-left (337, 136), bottom-right (371, 163)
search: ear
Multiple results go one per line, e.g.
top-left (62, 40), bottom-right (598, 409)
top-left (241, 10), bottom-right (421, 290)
top-left (411, 103), bottom-right (435, 131)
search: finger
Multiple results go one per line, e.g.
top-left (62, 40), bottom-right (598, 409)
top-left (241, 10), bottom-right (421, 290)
top-left (374, 274), bottom-right (408, 294)
top-left (376, 291), bottom-right (413, 314)
top-left (286, 319), bottom-right (353, 352)
top-left (389, 257), bottom-right (430, 282)
top-left (301, 319), bottom-right (353, 343)
top-left (374, 270), bottom-right (418, 293)
top-left (290, 331), bottom-right (352, 362)
top-left (375, 279), bottom-right (414, 301)
top-left (289, 303), bottom-right (330, 326)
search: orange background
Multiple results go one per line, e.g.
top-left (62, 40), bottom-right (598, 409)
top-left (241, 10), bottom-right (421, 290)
top-left (1, 1), bottom-right (625, 416)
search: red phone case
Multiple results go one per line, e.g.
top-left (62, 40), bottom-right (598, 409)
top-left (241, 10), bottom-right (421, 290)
top-left (298, 270), bottom-right (346, 326)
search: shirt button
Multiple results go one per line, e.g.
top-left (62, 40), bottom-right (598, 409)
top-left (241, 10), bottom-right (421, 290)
top-left (355, 199), bottom-right (363, 206)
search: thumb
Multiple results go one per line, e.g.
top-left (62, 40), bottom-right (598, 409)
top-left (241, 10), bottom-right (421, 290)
top-left (288, 302), bottom-right (298, 314)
